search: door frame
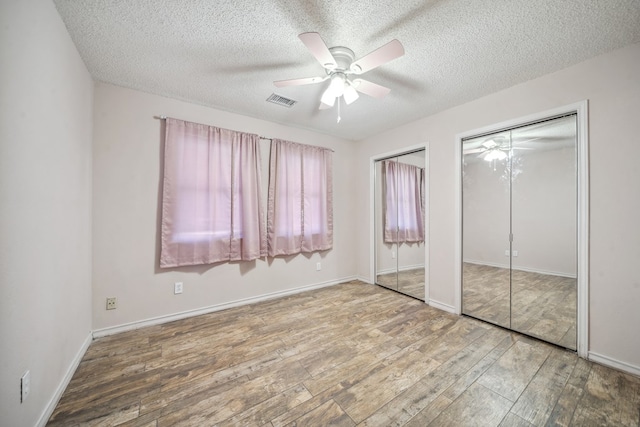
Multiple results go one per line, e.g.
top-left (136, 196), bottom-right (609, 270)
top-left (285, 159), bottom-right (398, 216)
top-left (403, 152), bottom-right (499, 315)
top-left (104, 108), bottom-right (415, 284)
top-left (454, 101), bottom-right (589, 357)
top-left (369, 143), bottom-right (430, 301)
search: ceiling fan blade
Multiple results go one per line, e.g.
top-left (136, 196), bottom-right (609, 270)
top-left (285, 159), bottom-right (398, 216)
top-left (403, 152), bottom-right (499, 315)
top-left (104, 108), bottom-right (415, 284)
top-left (352, 79), bottom-right (391, 98)
top-left (298, 32), bottom-right (337, 70)
top-left (464, 148), bottom-right (487, 154)
top-left (274, 76), bottom-right (327, 87)
top-left (350, 39), bottom-right (404, 74)
top-left (482, 140), bottom-right (498, 149)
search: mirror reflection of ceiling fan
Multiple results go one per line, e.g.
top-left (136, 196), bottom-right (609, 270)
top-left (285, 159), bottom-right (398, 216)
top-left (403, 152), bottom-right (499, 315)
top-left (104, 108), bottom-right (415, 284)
top-left (465, 136), bottom-right (533, 162)
top-left (273, 32), bottom-right (404, 121)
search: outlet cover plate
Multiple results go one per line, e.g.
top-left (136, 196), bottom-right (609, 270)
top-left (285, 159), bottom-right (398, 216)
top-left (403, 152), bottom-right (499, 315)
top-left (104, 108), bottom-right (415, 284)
top-left (174, 282), bottom-right (183, 294)
top-left (21, 370), bottom-right (30, 403)
top-left (106, 297), bottom-right (117, 310)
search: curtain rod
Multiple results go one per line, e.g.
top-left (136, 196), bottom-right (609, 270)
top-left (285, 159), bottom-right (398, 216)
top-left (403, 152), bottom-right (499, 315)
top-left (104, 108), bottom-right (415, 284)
top-left (156, 115), bottom-right (334, 152)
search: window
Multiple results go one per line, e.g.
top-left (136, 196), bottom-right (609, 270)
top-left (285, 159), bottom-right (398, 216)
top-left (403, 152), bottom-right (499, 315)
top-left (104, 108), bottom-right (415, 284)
top-left (267, 139), bottom-right (333, 256)
top-left (160, 118), bottom-right (265, 267)
top-left (384, 160), bottom-right (425, 243)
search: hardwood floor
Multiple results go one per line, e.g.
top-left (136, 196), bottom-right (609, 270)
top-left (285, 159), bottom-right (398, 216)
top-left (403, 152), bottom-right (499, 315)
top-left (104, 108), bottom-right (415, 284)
top-left (47, 281), bottom-right (639, 426)
top-left (377, 268), bottom-right (425, 300)
top-left (462, 263), bottom-right (577, 349)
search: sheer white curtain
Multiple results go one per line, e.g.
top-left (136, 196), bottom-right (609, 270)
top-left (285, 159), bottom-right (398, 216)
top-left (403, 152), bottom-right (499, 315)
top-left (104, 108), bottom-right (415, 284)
top-left (384, 160), bottom-right (425, 243)
top-left (160, 118), bottom-right (266, 267)
top-left (267, 139), bottom-right (333, 256)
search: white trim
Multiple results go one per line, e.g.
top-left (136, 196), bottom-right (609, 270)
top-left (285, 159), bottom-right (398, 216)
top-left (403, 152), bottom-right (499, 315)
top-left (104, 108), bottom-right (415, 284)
top-left (454, 128), bottom-right (463, 314)
top-left (428, 299), bottom-right (456, 314)
top-left (400, 263), bottom-right (425, 272)
top-left (37, 332), bottom-right (92, 427)
top-left (377, 264), bottom-right (425, 276)
top-left (368, 152), bottom-right (376, 285)
top-left (424, 144), bottom-right (431, 302)
top-left (356, 275), bottom-right (374, 284)
top-left (454, 101), bottom-right (589, 357)
top-left (456, 102), bottom-right (586, 140)
top-left (589, 352), bottom-right (640, 377)
top-left (376, 267), bottom-right (396, 275)
top-left (369, 143), bottom-right (429, 302)
top-left (463, 259), bottom-right (577, 279)
top-left (576, 101), bottom-right (589, 359)
top-left (93, 277), bottom-right (355, 338)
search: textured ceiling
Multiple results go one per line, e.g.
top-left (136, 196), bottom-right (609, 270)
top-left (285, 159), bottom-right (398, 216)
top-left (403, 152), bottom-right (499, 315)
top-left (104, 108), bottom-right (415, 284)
top-left (53, 0), bottom-right (640, 141)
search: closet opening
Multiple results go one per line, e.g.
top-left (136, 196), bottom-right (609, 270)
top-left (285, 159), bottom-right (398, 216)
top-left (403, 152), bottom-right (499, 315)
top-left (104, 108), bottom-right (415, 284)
top-left (458, 105), bottom-right (588, 353)
top-left (372, 147), bottom-right (428, 301)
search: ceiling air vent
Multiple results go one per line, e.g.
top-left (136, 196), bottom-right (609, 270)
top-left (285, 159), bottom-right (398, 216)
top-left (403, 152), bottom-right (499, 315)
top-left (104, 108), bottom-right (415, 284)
top-left (266, 93), bottom-right (297, 108)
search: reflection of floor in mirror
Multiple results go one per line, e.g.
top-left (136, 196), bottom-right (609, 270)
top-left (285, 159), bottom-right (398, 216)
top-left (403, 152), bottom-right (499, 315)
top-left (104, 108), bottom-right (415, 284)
top-left (462, 263), bottom-right (576, 349)
top-left (377, 268), bottom-right (425, 300)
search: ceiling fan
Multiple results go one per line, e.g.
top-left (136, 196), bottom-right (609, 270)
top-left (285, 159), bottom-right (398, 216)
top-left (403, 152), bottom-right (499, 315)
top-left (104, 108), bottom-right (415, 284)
top-left (464, 136), bottom-right (533, 162)
top-left (274, 32), bottom-right (405, 119)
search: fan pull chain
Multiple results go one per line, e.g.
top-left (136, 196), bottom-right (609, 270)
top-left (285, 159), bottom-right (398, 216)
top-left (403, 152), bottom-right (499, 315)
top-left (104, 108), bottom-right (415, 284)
top-left (337, 97), bottom-right (341, 123)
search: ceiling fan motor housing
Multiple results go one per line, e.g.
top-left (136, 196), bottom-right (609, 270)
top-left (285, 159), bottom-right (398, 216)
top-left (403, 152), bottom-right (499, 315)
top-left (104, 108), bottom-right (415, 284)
top-left (327, 46), bottom-right (356, 74)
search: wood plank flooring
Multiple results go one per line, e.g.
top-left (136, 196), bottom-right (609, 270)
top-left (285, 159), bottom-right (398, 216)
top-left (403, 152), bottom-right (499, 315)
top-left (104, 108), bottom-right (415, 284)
top-left (47, 281), bottom-right (640, 426)
top-left (462, 263), bottom-right (577, 349)
top-left (377, 268), bottom-right (425, 300)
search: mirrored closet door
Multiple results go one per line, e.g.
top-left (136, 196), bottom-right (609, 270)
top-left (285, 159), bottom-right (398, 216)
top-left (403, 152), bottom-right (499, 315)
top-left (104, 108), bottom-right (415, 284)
top-left (375, 150), bottom-right (426, 300)
top-left (462, 115), bottom-right (577, 350)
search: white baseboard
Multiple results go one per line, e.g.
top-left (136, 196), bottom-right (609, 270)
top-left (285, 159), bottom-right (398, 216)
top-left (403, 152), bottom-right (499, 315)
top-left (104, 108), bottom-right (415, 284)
top-left (588, 351), bottom-right (640, 377)
top-left (37, 332), bottom-right (92, 427)
top-left (93, 276), bottom-right (356, 338)
top-left (376, 267), bottom-right (396, 275)
top-left (463, 259), bottom-right (576, 279)
top-left (356, 275), bottom-right (374, 284)
top-left (428, 299), bottom-right (456, 314)
top-left (399, 264), bottom-right (424, 272)
top-left (376, 265), bottom-right (424, 276)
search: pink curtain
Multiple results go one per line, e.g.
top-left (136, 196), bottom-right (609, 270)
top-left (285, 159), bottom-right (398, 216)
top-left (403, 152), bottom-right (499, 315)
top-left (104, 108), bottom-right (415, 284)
top-left (267, 139), bottom-right (333, 256)
top-left (160, 118), bottom-right (266, 267)
top-left (384, 160), bottom-right (425, 243)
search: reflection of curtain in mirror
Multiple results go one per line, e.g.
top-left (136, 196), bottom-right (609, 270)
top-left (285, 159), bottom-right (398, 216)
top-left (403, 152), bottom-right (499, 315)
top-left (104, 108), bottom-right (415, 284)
top-left (383, 160), bottom-right (425, 243)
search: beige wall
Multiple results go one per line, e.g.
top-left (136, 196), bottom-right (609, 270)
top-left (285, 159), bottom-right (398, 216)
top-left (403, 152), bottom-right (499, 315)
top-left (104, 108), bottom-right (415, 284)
top-left (356, 43), bottom-right (640, 369)
top-left (92, 83), bottom-right (357, 331)
top-left (0, 1), bottom-right (94, 425)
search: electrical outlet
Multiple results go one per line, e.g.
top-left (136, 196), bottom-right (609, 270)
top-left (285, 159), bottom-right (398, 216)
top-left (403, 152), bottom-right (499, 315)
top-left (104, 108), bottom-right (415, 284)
top-left (316, 262), bottom-right (321, 271)
top-left (505, 250), bottom-right (510, 256)
top-left (174, 282), bottom-right (183, 294)
top-left (21, 370), bottom-right (30, 403)
top-left (513, 250), bottom-right (519, 257)
top-left (106, 297), bottom-right (117, 310)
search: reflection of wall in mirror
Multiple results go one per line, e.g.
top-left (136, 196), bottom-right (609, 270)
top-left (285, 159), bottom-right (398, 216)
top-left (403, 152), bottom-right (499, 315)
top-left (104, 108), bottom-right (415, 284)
top-left (463, 144), bottom-right (576, 277)
top-left (375, 151), bottom-right (426, 274)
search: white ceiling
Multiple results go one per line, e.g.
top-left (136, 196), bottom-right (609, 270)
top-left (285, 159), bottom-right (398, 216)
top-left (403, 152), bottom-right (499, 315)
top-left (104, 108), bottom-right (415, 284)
top-left (53, 0), bottom-right (640, 141)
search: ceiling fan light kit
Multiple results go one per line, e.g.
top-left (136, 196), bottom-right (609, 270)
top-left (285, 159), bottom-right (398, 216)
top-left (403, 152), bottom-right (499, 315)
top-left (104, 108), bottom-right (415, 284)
top-left (483, 149), bottom-right (508, 162)
top-left (274, 32), bottom-right (405, 122)
top-left (343, 83), bottom-right (359, 105)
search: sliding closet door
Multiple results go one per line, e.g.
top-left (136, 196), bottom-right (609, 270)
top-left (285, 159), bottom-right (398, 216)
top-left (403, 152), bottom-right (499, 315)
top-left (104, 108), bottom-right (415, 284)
top-left (462, 132), bottom-right (512, 328)
top-left (462, 114), bottom-right (578, 350)
top-left (376, 159), bottom-right (398, 291)
top-left (375, 150), bottom-right (426, 300)
top-left (510, 115), bottom-right (577, 349)
top-left (396, 151), bottom-right (426, 300)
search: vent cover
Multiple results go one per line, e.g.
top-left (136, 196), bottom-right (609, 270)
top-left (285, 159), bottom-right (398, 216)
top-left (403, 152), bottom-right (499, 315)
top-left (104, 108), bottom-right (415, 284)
top-left (266, 93), bottom-right (297, 108)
